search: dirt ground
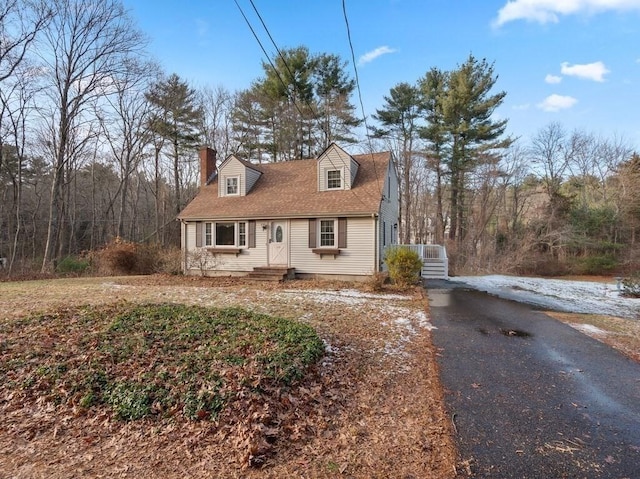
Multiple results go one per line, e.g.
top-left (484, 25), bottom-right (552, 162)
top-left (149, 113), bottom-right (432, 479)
top-left (0, 275), bottom-right (457, 479)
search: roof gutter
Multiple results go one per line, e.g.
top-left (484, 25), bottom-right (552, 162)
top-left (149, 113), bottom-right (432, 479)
top-left (178, 211), bottom-right (380, 221)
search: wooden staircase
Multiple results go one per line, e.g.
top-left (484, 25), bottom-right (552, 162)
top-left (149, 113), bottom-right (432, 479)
top-left (384, 244), bottom-right (449, 280)
top-left (247, 266), bottom-right (296, 282)
top-left (421, 257), bottom-right (448, 279)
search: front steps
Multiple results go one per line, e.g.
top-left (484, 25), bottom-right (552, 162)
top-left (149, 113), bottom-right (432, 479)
top-left (421, 258), bottom-right (448, 279)
top-left (248, 266), bottom-right (295, 282)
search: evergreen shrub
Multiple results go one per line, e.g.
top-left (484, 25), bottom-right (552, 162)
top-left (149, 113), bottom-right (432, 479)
top-left (384, 246), bottom-right (422, 287)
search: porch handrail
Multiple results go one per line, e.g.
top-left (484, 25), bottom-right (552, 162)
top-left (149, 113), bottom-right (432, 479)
top-left (390, 244), bottom-right (447, 260)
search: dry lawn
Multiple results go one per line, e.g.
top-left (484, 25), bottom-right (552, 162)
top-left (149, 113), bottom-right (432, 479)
top-left (0, 275), bottom-right (456, 479)
top-left (545, 275), bottom-right (640, 363)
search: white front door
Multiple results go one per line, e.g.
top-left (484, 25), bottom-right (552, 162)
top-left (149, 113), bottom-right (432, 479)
top-left (268, 221), bottom-right (288, 266)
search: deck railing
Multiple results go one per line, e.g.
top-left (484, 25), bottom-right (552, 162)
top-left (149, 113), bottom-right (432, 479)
top-left (385, 244), bottom-right (448, 278)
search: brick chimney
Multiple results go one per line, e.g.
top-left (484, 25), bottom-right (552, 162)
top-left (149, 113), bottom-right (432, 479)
top-left (199, 146), bottom-right (217, 186)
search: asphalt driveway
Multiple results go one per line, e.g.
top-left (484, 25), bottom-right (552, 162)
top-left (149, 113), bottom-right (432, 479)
top-left (426, 280), bottom-right (640, 478)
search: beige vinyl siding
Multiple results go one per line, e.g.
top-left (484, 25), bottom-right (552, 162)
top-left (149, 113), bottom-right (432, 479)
top-left (183, 222), bottom-right (268, 274)
top-left (290, 217), bottom-right (376, 276)
top-left (318, 145), bottom-right (353, 191)
top-left (219, 157), bottom-right (245, 197)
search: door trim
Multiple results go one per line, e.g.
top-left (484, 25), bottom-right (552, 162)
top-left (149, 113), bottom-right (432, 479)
top-left (268, 220), bottom-right (288, 266)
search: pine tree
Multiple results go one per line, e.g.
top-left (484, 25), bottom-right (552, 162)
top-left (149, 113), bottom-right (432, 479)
top-left (145, 73), bottom-right (203, 215)
top-left (372, 82), bottom-right (424, 243)
top-left (233, 47), bottom-right (360, 162)
top-left (425, 55), bottom-right (511, 242)
top-left (313, 53), bottom-right (361, 148)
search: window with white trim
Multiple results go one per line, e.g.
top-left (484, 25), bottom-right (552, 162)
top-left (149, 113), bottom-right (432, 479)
top-left (326, 169), bottom-right (342, 189)
top-left (204, 221), bottom-right (247, 247)
top-left (225, 176), bottom-right (239, 195)
top-left (205, 222), bottom-right (213, 246)
top-left (238, 222), bottom-right (246, 246)
top-left (319, 219), bottom-right (336, 247)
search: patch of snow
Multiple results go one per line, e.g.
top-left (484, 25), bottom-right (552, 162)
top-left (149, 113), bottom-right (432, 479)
top-left (413, 310), bottom-right (437, 331)
top-left (382, 308), bottom-right (437, 364)
top-left (282, 289), bottom-right (409, 304)
top-left (322, 338), bottom-right (338, 354)
top-left (569, 323), bottom-right (608, 335)
top-left (455, 275), bottom-right (640, 319)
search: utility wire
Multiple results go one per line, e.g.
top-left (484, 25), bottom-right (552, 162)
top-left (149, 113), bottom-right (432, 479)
top-left (247, 0), bottom-right (328, 147)
top-left (341, 0), bottom-right (382, 191)
top-left (234, 0), bottom-right (377, 208)
top-left (236, 0), bottom-right (325, 155)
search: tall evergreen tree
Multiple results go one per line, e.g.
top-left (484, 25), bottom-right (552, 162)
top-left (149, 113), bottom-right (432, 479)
top-left (231, 88), bottom-right (266, 162)
top-left (431, 55), bottom-right (511, 242)
top-left (372, 82), bottom-right (423, 243)
top-left (313, 53), bottom-right (361, 148)
top-left (418, 67), bottom-right (449, 242)
top-left (234, 47), bottom-right (360, 162)
top-left (256, 46), bottom-right (315, 161)
top-left (145, 73), bottom-right (203, 216)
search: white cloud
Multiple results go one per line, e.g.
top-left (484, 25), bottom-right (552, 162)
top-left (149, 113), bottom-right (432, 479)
top-left (493, 0), bottom-right (640, 27)
top-left (545, 74), bottom-right (562, 84)
top-left (512, 103), bottom-right (531, 110)
top-left (561, 61), bottom-right (610, 81)
top-left (537, 94), bottom-right (578, 112)
top-left (358, 46), bottom-right (396, 66)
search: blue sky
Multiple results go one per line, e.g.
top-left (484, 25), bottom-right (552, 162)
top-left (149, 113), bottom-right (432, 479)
top-left (123, 0), bottom-right (640, 149)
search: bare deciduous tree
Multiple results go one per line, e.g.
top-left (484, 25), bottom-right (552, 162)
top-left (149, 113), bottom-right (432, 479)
top-left (199, 85), bottom-right (236, 160)
top-left (0, 0), bottom-right (52, 82)
top-left (38, 0), bottom-right (145, 271)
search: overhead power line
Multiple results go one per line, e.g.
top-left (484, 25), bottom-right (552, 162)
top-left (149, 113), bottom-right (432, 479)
top-left (235, 0), bottom-right (326, 151)
top-left (341, 0), bottom-right (382, 189)
top-left (233, 0), bottom-right (380, 209)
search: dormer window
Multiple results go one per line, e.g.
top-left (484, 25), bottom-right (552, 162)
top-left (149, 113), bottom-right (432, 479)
top-left (226, 176), bottom-right (239, 195)
top-left (327, 169), bottom-right (342, 190)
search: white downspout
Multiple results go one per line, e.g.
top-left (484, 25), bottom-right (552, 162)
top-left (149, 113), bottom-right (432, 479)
top-left (373, 213), bottom-right (379, 273)
top-left (181, 220), bottom-right (187, 273)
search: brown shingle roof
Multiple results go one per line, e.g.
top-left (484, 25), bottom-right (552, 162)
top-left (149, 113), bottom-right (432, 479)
top-left (178, 151), bottom-right (391, 220)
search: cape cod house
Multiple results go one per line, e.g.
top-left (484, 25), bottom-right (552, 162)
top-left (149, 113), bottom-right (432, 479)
top-left (178, 143), bottom-right (399, 281)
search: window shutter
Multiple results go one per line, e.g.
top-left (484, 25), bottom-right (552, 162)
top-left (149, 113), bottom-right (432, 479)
top-left (338, 217), bottom-right (347, 248)
top-left (308, 219), bottom-right (317, 248)
top-left (195, 222), bottom-right (202, 247)
top-left (248, 220), bottom-right (256, 248)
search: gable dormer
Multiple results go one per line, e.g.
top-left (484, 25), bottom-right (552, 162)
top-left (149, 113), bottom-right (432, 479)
top-left (317, 143), bottom-right (360, 192)
top-left (218, 154), bottom-right (262, 197)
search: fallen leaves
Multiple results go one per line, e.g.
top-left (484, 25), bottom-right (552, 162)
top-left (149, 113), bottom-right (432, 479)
top-left (0, 275), bottom-right (457, 478)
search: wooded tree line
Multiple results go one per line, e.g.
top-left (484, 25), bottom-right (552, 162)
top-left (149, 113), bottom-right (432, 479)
top-left (1, 0), bottom-right (638, 276)
top-left (0, 0), bottom-right (362, 274)
top-left (373, 69), bottom-right (639, 273)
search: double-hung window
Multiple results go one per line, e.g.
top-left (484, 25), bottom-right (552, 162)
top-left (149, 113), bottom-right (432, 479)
top-left (326, 169), bottom-right (342, 190)
top-left (309, 218), bottom-right (346, 251)
top-left (205, 223), bottom-right (213, 246)
top-left (226, 176), bottom-right (239, 195)
top-left (320, 219), bottom-right (336, 247)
